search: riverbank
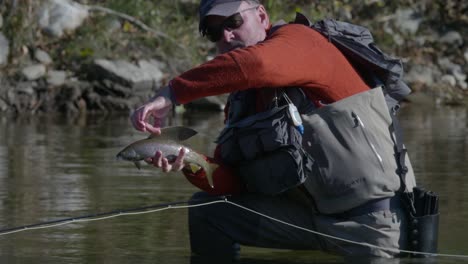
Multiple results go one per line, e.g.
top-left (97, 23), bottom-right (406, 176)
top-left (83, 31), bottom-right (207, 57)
top-left (0, 0), bottom-right (467, 115)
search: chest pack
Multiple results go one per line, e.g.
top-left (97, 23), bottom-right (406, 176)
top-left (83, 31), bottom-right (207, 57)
top-left (216, 88), bottom-right (315, 195)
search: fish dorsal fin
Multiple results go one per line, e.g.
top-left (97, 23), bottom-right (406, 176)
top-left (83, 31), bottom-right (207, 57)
top-left (148, 126), bottom-right (198, 141)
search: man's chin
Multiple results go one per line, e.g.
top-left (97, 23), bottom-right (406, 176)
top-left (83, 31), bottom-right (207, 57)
top-left (219, 41), bottom-right (246, 53)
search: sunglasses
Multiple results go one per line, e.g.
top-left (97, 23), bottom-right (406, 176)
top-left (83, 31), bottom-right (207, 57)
top-left (202, 6), bottom-right (259, 42)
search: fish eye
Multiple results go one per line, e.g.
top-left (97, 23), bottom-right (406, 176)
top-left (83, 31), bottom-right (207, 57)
top-left (166, 155), bottom-right (177, 163)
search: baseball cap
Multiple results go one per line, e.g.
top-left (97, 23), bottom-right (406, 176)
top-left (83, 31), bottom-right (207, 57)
top-left (199, 0), bottom-right (260, 33)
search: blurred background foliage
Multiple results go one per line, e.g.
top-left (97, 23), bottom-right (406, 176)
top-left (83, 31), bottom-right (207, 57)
top-left (0, 0), bottom-right (467, 77)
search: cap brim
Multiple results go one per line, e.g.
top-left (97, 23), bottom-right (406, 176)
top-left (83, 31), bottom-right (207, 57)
top-left (205, 2), bottom-right (242, 17)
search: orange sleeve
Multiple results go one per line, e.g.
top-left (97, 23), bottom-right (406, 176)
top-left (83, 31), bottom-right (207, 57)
top-left (182, 146), bottom-right (246, 195)
top-left (170, 24), bottom-right (369, 104)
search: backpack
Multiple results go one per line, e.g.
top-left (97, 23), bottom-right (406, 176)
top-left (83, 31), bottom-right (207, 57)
top-left (292, 13), bottom-right (411, 111)
top-left (287, 12), bottom-right (412, 188)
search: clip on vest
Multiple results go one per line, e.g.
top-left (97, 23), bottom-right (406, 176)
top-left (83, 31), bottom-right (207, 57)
top-left (281, 91), bottom-right (304, 134)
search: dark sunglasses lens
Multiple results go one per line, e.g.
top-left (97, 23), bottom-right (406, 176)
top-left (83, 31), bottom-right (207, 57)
top-left (203, 13), bottom-right (244, 42)
top-left (205, 27), bottom-right (223, 42)
top-left (224, 13), bottom-right (244, 30)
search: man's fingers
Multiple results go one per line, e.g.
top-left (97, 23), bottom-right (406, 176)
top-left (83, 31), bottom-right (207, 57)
top-left (146, 149), bottom-right (186, 172)
top-left (175, 148), bottom-right (186, 162)
top-left (152, 151), bottom-right (163, 167)
top-left (130, 112), bottom-right (143, 131)
top-left (172, 148), bottom-right (186, 171)
top-left (161, 158), bottom-right (171, 172)
top-left (144, 123), bottom-right (162, 134)
top-left (131, 107), bottom-right (150, 132)
top-left (130, 95), bottom-right (173, 134)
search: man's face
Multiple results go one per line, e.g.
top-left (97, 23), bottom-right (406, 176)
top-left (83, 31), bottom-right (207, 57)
top-left (203, 1), bottom-right (269, 53)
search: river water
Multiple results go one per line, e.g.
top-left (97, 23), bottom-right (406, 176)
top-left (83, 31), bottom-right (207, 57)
top-left (0, 104), bottom-right (467, 263)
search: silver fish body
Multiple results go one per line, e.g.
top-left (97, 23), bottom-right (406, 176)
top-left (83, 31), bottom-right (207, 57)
top-left (117, 126), bottom-right (216, 187)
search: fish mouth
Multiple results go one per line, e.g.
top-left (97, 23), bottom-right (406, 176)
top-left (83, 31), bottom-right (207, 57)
top-left (116, 152), bottom-right (124, 160)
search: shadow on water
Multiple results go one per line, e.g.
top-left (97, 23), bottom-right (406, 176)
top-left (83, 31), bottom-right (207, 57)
top-left (0, 104), bottom-right (467, 263)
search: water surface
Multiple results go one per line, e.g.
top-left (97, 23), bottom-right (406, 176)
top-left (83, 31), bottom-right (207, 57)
top-left (0, 104), bottom-right (467, 263)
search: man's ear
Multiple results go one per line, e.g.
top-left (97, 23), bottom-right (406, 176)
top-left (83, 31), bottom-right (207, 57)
top-left (257, 5), bottom-right (270, 29)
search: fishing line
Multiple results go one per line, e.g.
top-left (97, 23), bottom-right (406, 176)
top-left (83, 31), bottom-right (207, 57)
top-left (222, 199), bottom-right (468, 259)
top-left (0, 198), bottom-right (225, 236)
top-left (1, 196), bottom-right (467, 259)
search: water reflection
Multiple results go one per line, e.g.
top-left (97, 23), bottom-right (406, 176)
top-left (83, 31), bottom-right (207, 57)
top-left (0, 105), bottom-right (467, 263)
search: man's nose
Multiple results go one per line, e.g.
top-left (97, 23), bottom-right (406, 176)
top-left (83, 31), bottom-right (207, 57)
top-left (221, 28), bottom-right (235, 42)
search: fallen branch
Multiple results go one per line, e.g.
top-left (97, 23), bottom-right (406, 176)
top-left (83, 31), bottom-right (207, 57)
top-left (86, 5), bottom-right (191, 58)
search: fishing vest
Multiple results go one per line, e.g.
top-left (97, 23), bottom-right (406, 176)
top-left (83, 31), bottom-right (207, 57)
top-left (216, 88), bottom-right (315, 194)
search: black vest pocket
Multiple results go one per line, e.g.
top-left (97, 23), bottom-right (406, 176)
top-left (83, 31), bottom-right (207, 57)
top-left (239, 147), bottom-right (312, 195)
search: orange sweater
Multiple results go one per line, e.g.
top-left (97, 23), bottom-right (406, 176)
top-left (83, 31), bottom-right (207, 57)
top-left (171, 24), bottom-right (370, 195)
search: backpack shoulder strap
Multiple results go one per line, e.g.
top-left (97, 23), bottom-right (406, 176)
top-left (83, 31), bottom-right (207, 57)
top-left (268, 19), bottom-right (288, 36)
top-left (293, 12), bottom-right (312, 27)
top-left (291, 12), bottom-right (412, 109)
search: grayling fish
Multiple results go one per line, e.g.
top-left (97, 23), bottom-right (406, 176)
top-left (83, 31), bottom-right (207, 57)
top-left (116, 126), bottom-right (217, 188)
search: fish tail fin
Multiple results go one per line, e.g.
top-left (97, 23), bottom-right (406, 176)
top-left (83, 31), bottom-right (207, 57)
top-left (205, 163), bottom-right (219, 189)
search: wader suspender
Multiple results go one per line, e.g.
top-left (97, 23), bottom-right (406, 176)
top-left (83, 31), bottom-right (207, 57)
top-left (390, 105), bottom-right (416, 215)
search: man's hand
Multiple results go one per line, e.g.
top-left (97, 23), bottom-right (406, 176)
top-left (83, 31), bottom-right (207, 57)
top-left (131, 86), bottom-right (173, 134)
top-left (145, 148), bottom-right (187, 173)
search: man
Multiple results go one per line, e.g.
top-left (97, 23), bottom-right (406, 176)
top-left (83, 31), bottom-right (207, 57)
top-left (131, 0), bottom-right (415, 261)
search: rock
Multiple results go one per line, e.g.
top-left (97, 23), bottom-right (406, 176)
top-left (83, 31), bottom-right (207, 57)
top-left (0, 33), bottom-right (9, 66)
top-left (98, 79), bottom-right (133, 97)
top-left (460, 82), bottom-right (468, 90)
top-left (438, 58), bottom-right (466, 89)
top-left (394, 9), bottom-right (422, 35)
top-left (464, 49), bottom-right (468, 63)
top-left (393, 33), bottom-right (405, 46)
top-left (0, 97), bottom-right (7, 112)
top-left (338, 6), bottom-right (352, 21)
top-left (54, 81), bottom-right (89, 114)
top-left (405, 92), bottom-right (435, 106)
top-left (15, 82), bottom-right (36, 95)
top-left (61, 81), bottom-right (83, 101)
top-left (438, 58), bottom-right (458, 72)
top-left (441, 75), bottom-right (457, 87)
top-left (92, 59), bottom-right (165, 92)
top-left (138, 60), bottom-right (165, 81)
top-left (7, 82), bottom-right (38, 113)
top-left (439, 31), bottom-right (463, 46)
top-left (105, 19), bottom-right (121, 34)
top-left (47, 70), bottom-right (67, 86)
top-left (101, 96), bottom-right (134, 111)
top-left (405, 64), bottom-right (438, 86)
top-left (185, 95), bottom-right (227, 111)
top-left (21, 64), bottom-right (47, 81)
top-left (0, 14), bottom-right (3, 29)
top-left (34, 49), bottom-right (53, 65)
top-left (0, 78), bottom-right (9, 112)
top-left (38, 0), bottom-right (89, 38)
top-left (84, 89), bottom-right (106, 111)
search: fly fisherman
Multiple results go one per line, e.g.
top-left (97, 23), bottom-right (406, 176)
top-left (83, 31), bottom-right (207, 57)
top-left (131, 0), bottom-right (418, 262)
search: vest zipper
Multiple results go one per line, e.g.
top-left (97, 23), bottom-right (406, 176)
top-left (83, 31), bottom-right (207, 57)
top-left (352, 112), bottom-right (385, 171)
